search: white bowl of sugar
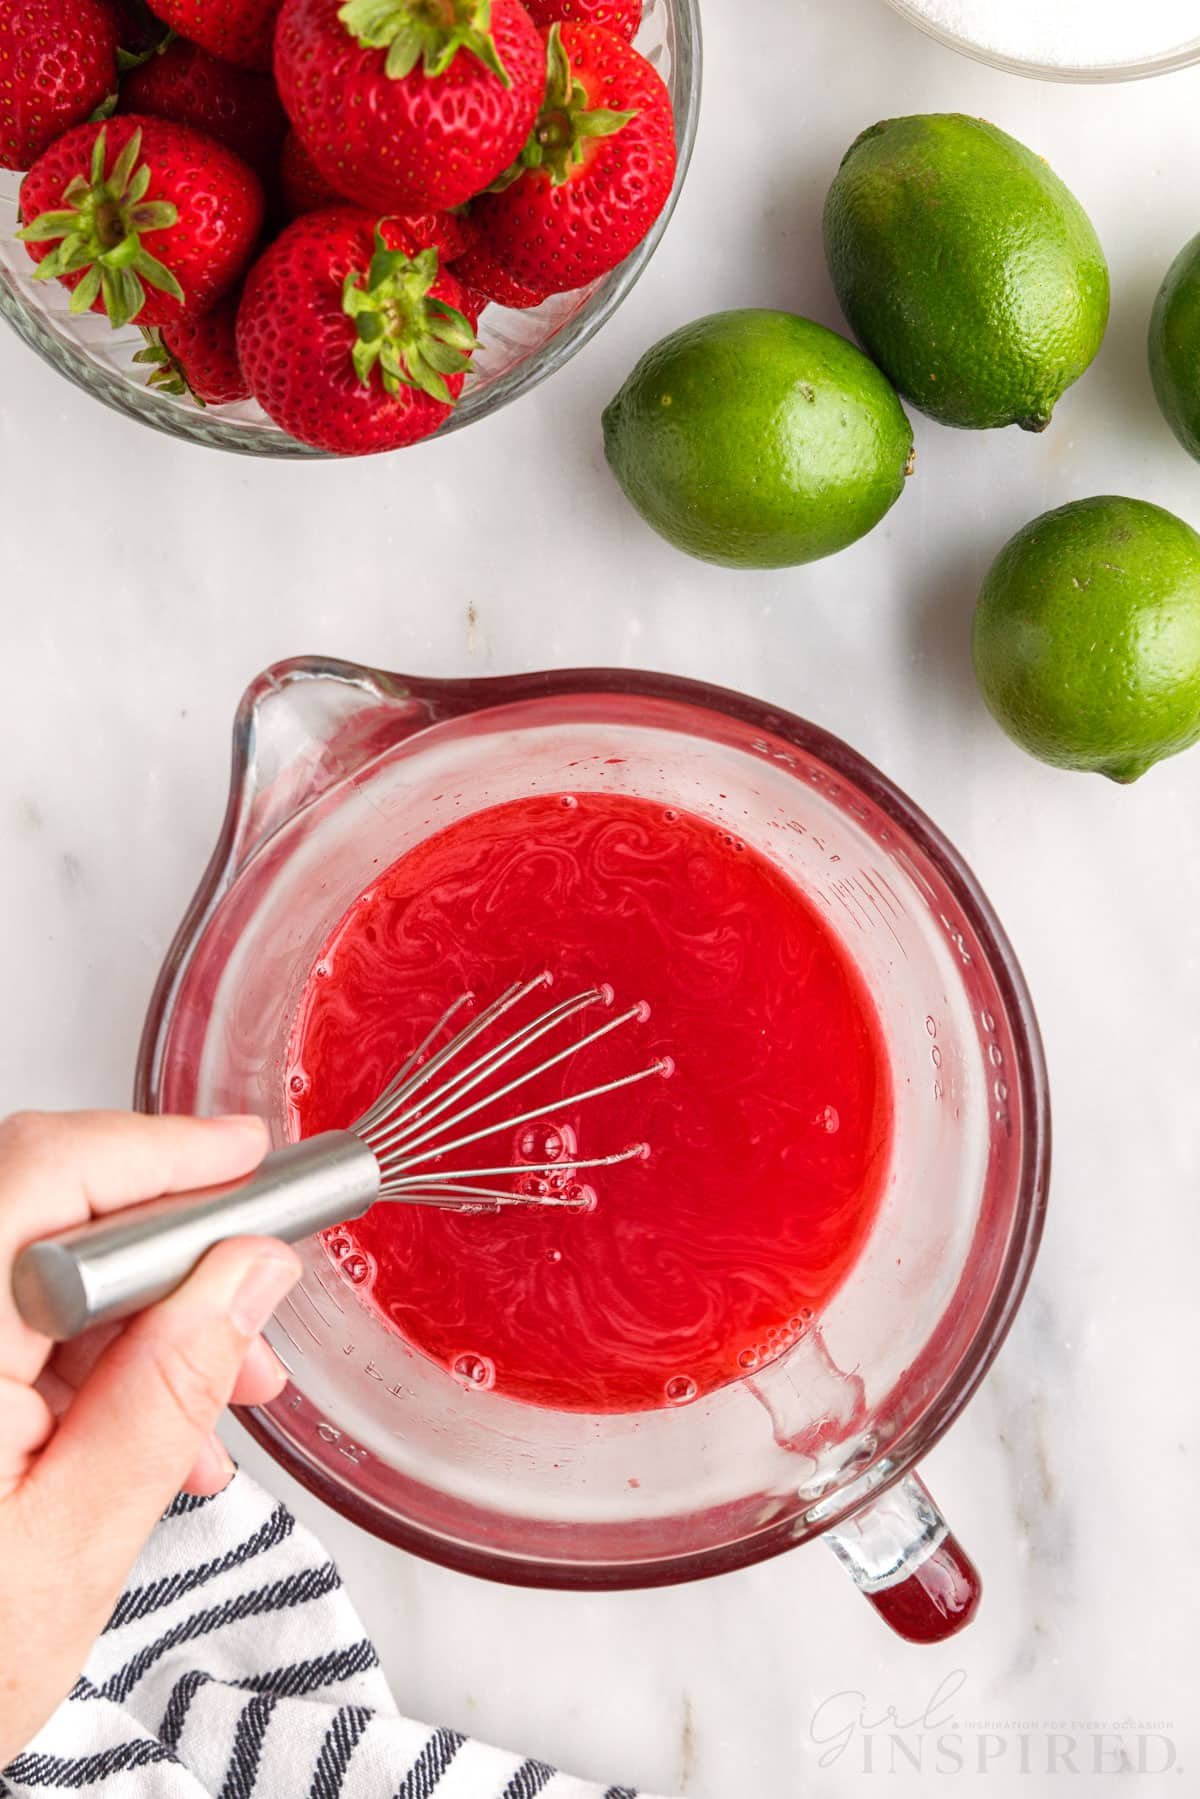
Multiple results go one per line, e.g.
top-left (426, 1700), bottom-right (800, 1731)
top-left (883, 0), bottom-right (1200, 80)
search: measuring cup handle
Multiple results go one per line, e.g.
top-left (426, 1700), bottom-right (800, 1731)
top-left (824, 1471), bottom-right (981, 1643)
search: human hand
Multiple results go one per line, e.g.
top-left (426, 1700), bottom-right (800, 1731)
top-left (0, 1110), bottom-right (302, 1763)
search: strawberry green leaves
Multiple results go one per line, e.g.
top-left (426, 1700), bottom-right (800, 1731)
top-left (18, 126), bottom-right (182, 327)
top-left (132, 327), bottom-right (196, 399)
top-left (342, 233), bottom-right (477, 403)
top-left (338, 0), bottom-right (512, 86)
top-left (493, 24), bottom-right (633, 190)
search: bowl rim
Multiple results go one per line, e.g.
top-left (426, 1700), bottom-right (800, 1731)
top-left (136, 658), bottom-right (1051, 1589)
top-left (0, 0), bottom-right (702, 458)
top-left (881, 0), bottom-right (1200, 82)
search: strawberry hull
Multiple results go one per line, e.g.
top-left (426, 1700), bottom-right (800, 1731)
top-left (19, 116), bottom-right (264, 327)
top-left (274, 0), bottom-right (547, 212)
top-left (237, 207), bottom-right (475, 454)
top-left (471, 24), bottom-right (676, 296)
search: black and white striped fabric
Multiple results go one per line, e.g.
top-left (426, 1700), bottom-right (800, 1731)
top-left (2, 1473), bottom-right (668, 1799)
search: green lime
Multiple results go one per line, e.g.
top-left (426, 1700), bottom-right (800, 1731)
top-left (601, 309), bottom-right (914, 570)
top-left (972, 496), bottom-right (1200, 782)
top-left (1150, 232), bottom-right (1200, 463)
top-left (823, 114), bottom-right (1110, 433)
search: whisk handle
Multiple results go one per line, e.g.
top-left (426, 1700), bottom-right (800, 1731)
top-left (11, 1131), bottom-right (379, 1341)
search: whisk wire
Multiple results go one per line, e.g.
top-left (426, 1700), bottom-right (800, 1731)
top-left (379, 1064), bottom-right (662, 1179)
top-left (384, 1182), bottom-right (591, 1212)
top-left (360, 981), bottom-right (599, 1159)
top-left (348, 977), bottom-right (664, 1215)
top-left (353, 991), bottom-right (476, 1133)
top-left (363, 993), bottom-right (642, 1163)
top-left (355, 978), bottom-right (545, 1133)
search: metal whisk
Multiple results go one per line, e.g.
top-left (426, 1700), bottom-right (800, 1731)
top-left (352, 973), bottom-right (665, 1211)
top-left (12, 975), bottom-right (667, 1341)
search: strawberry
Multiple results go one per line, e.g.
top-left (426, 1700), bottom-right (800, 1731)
top-left (457, 282), bottom-right (488, 326)
top-left (0, 0), bottom-right (119, 172)
top-left (472, 24), bottom-right (674, 296)
top-left (134, 289), bottom-right (251, 403)
top-left (143, 0), bottom-right (282, 69)
top-left (120, 39), bottom-right (287, 183)
top-left (523, 0), bottom-right (639, 42)
top-left (280, 128), bottom-right (345, 216)
top-left (274, 0), bottom-right (546, 213)
top-left (237, 207), bottom-right (478, 454)
top-left (19, 117), bottom-right (263, 328)
top-left (401, 207), bottom-right (477, 263)
top-left (278, 132), bottom-right (477, 267)
top-left (452, 239), bottom-right (549, 309)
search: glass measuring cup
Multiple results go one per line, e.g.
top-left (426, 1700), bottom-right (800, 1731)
top-left (135, 660), bottom-right (1049, 1640)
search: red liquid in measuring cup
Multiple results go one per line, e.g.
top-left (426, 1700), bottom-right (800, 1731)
top-left (289, 792), bottom-right (893, 1413)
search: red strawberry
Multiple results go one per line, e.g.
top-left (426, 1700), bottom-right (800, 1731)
top-left (19, 117), bottom-right (264, 328)
top-left (237, 207), bottom-right (478, 454)
top-left (274, 0), bottom-right (545, 212)
top-left (134, 288), bottom-right (251, 403)
top-left (452, 239), bottom-right (549, 309)
top-left (472, 24), bottom-right (673, 296)
top-left (523, 0), bottom-right (639, 42)
top-left (144, 0), bottom-right (282, 69)
top-left (279, 132), bottom-right (477, 267)
top-left (280, 127), bottom-right (345, 216)
top-left (401, 207), bottom-right (477, 263)
top-left (120, 40), bottom-right (287, 183)
top-left (457, 282), bottom-right (488, 326)
top-left (0, 0), bottom-right (119, 172)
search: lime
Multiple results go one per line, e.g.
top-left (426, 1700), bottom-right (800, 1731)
top-left (972, 496), bottom-right (1200, 782)
top-left (601, 309), bottom-right (914, 570)
top-left (824, 115), bottom-right (1110, 433)
top-left (1150, 232), bottom-right (1200, 463)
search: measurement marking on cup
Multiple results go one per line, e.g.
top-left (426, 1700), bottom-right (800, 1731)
top-left (856, 871), bottom-right (908, 959)
top-left (314, 1420), bottom-right (369, 1465)
top-left (295, 1284), bottom-right (333, 1328)
top-left (312, 1269), bottom-right (345, 1314)
top-left (831, 881), bottom-right (869, 932)
top-left (872, 869), bottom-right (905, 914)
top-left (833, 878), bottom-right (873, 930)
top-left (859, 866), bottom-right (901, 919)
top-left (272, 1315), bottom-right (304, 1357)
top-left (283, 1293), bottom-right (321, 1344)
top-left (940, 912), bottom-right (974, 966)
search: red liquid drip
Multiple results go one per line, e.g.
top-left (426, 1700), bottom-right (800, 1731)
top-left (289, 793), bottom-right (893, 1413)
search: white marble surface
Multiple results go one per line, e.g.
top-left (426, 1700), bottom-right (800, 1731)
top-left (2, 1), bottom-right (1198, 1792)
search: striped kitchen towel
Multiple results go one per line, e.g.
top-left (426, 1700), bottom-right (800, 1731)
top-left (2, 1472), bottom-right (671, 1799)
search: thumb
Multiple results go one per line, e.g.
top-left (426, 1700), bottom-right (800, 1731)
top-left (29, 1237), bottom-right (300, 1573)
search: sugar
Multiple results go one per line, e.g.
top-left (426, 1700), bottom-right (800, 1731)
top-left (902, 0), bottom-right (1200, 69)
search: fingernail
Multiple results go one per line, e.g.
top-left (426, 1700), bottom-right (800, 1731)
top-left (209, 1434), bottom-right (236, 1484)
top-left (187, 1433), bottom-right (236, 1497)
top-left (230, 1253), bottom-right (300, 1336)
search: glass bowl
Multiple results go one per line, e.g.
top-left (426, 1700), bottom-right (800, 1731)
top-left (135, 660), bottom-right (1050, 1637)
top-left (0, 0), bottom-right (700, 457)
top-left (882, 0), bottom-right (1200, 80)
